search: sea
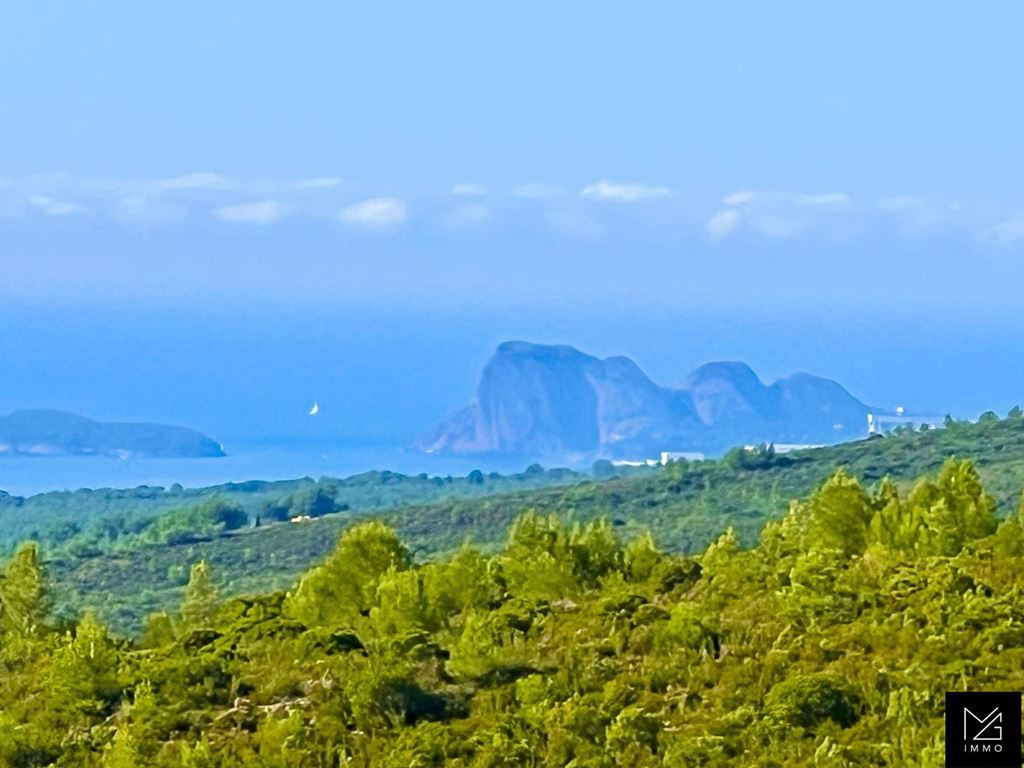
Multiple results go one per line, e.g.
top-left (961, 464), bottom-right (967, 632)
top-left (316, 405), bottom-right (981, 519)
top-left (0, 441), bottom-right (532, 498)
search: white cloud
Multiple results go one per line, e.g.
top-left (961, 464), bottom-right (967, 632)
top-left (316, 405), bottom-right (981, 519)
top-left (722, 190), bottom-right (755, 206)
top-left (878, 195), bottom-right (926, 211)
top-left (215, 200), bottom-right (288, 224)
top-left (115, 195), bottom-right (187, 224)
top-left (159, 172), bottom-right (233, 191)
top-left (706, 208), bottom-right (741, 240)
top-left (793, 192), bottom-right (849, 208)
top-left (750, 215), bottom-right (804, 239)
top-left (340, 197), bottom-right (407, 230)
top-left (119, 195), bottom-right (149, 213)
top-left (513, 182), bottom-right (563, 200)
top-left (992, 216), bottom-right (1024, 243)
top-left (580, 180), bottom-right (671, 202)
top-left (29, 195), bottom-right (86, 216)
top-left (444, 203), bottom-right (491, 228)
top-left (294, 177), bottom-right (343, 189)
top-left (451, 182), bottom-right (488, 197)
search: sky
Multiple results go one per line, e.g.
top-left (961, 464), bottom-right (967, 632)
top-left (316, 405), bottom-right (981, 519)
top-left (3, 2), bottom-right (1024, 461)
top-left (2, 2), bottom-right (1024, 306)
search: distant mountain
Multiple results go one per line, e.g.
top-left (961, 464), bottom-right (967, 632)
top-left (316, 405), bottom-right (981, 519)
top-left (417, 341), bottom-right (870, 460)
top-left (0, 409), bottom-right (225, 459)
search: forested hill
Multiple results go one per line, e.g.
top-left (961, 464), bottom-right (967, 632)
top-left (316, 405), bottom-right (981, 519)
top-left (45, 410), bottom-right (1024, 632)
top-left (0, 465), bottom-right (591, 552)
top-left (5, 457), bottom-right (1024, 765)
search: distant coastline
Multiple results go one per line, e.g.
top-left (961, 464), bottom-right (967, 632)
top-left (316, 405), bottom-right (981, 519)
top-left (0, 409), bottom-right (224, 460)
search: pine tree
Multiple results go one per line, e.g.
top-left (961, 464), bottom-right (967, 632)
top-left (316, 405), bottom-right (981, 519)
top-left (916, 459), bottom-right (997, 555)
top-left (804, 470), bottom-right (873, 556)
top-left (180, 560), bottom-right (219, 630)
top-left (101, 728), bottom-right (141, 768)
top-left (284, 521), bottom-right (410, 629)
top-left (48, 610), bottom-right (121, 718)
top-left (0, 542), bottom-right (47, 639)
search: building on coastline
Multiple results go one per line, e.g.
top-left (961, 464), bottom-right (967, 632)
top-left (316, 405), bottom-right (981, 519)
top-left (660, 451), bottom-right (705, 465)
top-left (867, 409), bottom-right (943, 434)
top-left (611, 458), bottom-right (660, 467)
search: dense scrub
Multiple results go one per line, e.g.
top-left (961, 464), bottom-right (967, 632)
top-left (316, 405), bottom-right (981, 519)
top-left (45, 413), bottom-right (1024, 632)
top-left (3, 459), bottom-right (1024, 766)
top-left (0, 465), bottom-right (594, 553)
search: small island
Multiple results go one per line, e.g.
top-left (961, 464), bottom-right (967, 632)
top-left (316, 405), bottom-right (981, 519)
top-left (0, 409), bottom-right (225, 459)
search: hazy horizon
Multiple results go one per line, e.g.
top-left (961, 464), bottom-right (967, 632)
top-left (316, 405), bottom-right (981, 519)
top-left (5, 2), bottom-right (1024, 492)
top-left (2, 301), bottom-right (1021, 443)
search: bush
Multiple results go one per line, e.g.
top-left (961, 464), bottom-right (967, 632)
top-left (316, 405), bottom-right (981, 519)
top-left (765, 674), bottom-right (861, 729)
top-left (144, 498), bottom-right (247, 544)
top-left (723, 443), bottom-right (777, 470)
top-left (263, 485), bottom-right (344, 522)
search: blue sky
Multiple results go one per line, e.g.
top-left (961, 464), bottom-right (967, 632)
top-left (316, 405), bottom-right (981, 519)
top-left (2, 2), bottom-right (1024, 310)
top-left (4, 1), bottom-right (1024, 458)
top-left (2, 2), bottom-right (1021, 191)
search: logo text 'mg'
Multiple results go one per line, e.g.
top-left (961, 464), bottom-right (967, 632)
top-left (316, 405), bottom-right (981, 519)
top-left (965, 707), bottom-right (1003, 743)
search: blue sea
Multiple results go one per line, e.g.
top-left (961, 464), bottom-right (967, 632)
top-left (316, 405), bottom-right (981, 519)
top-left (0, 442), bottom-right (529, 498)
top-left (3, 302), bottom-right (1023, 499)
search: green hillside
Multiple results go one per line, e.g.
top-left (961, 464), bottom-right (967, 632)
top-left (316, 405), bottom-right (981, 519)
top-left (44, 412), bottom-right (1024, 633)
top-left (4, 457), bottom-right (1024, 766)
top-left (0, 465), bottom-right (593, 553)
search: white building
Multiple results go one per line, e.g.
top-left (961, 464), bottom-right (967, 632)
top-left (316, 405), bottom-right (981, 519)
top-left (660, 451), bottom-right (705, 465)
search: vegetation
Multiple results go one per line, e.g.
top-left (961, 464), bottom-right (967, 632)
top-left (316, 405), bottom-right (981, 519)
top-left (0, 465), bottom-right (595, 554)
top-left (42, 410), bottom-right (1024, 633)
top-left (2, 458), bottom-right (1024, 765)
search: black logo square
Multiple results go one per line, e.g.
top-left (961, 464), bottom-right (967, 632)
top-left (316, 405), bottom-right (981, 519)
top-left (946, 691), bottom-right (1021, 767)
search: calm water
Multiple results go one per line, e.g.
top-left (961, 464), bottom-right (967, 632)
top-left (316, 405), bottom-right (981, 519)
top-left (0, 442), bottom-right (532, 497)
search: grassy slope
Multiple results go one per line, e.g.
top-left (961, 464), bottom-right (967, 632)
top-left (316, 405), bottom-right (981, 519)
top-left (47, 417), bottom-right (1024, 633)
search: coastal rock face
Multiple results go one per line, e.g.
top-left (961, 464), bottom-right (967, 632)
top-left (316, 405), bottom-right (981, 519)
top-left (0, 409), bottom-right (225, 458)
top-left (418, 342), bottom-right (869, 459)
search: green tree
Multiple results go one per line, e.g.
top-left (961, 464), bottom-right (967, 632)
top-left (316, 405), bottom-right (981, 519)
top-left (0, 542), bottom-right (47, 639)
top-left (803, 470), bottom-right (873, 556)
top-left (624, 532), bottom-right (663, 582)
top-left (765, 674), bottom-right (861, 729)
top-left (500, 512), bottom-right (579, 599)
top-left (285, 521), bottom-right (410, 628)
top-left (569, 519), bottom-right (623, 585)
top-left (180, 560), bottom-right (219, 630)
top-left (264, 484), bottom-right (343, 521)
top-left (143, 497), bottom-right (247, 545)
top-left (912, 459), bottom-right (997, 555)
top-left (47, 610), bottom-right (121, 718)
top-left (139, 611), bottom-right (177, 648)
top-left (422, 545), bottom-right (499, 629)
top-left (370, 567), bottom-right (432, 640)
top-left (867, 476), bottom-right (922, 550)
top-left (101, 728), bottom-right (141, 768)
